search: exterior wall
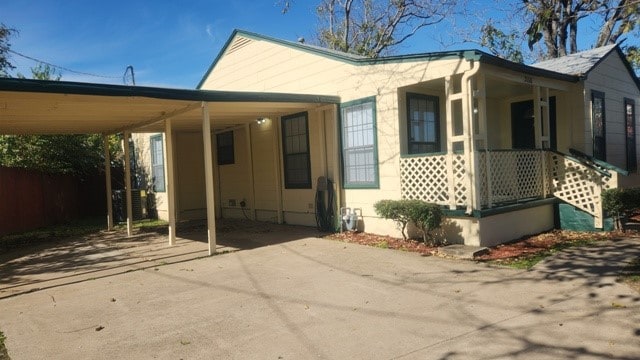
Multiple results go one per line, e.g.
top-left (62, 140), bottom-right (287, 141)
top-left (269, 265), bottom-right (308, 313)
top-left (203, 35), bottom-right (474, 234)
top-left (174, 132), bottom-right (207, 220)
top-left (583, 52), bottom-right (640, 170)
top-left (132, 133), bottom-right (169, 220)
top-left (216, 127), bottom-right (252, 219)
top-left (477, 204), bottom-right (555, 247)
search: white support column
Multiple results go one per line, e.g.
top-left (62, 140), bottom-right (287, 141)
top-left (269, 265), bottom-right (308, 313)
top-left (245, 123), bottom-right (257, 220)
top-left (202, 102), bottom-right (217, 255)
top-left (103, 134), bottom-right (114, 231)
top-left (533, 86), bottom-right (542, 149)
top-left (332, 104), bottom-right (343, 219)
top-left (122, 132), bottom-right (133, 237)
top-left (164, 119), bottom-right (176, 245)
top-left (445, 76), bottom-right (457, 210)
top-left (272, 117), bottom-right (284, 224)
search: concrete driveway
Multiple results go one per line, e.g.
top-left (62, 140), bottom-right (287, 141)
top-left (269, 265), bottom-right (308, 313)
top-left (1, 228), bottom-right (639, 359)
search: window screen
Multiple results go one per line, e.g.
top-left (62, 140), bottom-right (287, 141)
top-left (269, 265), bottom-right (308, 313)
top-left (282, 112), bottom-right (311, 189)
top-left (150, 135), bottom-right (165, 192)
top-left (341, 97), bottom-right (378, 188)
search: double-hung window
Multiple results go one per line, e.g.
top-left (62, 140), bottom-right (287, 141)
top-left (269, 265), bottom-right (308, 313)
top-left (625, 98), bottom-right (637, 172)
top-left (407, 93), bottom-right (440, 154)
top-left (216, 131), bottom-right (234, 165)
top-left (282, 112), bottom-right (311, 189)
top-left (592, 90), bottom-right (606, 161)
top-left (150, 134), bottom-right (165, 192)
top-left (341, 97), bottom-right (379, 188)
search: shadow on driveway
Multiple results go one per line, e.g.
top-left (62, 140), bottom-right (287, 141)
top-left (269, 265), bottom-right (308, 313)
top-left (0, 219), bottom-right (325, 299)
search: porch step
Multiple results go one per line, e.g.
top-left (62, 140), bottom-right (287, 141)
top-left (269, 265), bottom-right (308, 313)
top-left (437, 245), bottom-right (489, 260)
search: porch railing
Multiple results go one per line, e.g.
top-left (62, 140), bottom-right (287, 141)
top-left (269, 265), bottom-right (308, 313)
top-left (400, 149), bottom-right (619, 228)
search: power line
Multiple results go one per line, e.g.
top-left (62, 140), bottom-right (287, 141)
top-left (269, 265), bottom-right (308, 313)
top-left (8, 48), bottom-right (122, 79)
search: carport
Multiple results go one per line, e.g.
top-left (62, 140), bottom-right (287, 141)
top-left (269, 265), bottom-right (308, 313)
top-left (0, 77), bottom-right (340, 255)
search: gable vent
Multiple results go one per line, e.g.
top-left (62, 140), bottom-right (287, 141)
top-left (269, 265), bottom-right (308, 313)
top-left (226, 36), bottom-right (254, 55)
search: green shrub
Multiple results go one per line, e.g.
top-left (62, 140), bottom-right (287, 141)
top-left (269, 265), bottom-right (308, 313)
top-left (374, 199), bottom-right (443, 245)
top-left (602, 187), bottom-right (640, 230)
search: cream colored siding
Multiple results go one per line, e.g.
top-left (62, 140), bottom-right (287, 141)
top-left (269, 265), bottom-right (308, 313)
top-left (250, 118), bottom-right (280, 221)
top-left (175, 132), bottom-right (207, 220)
top-left (202, 36), bottom-right (477, 232)
top-left (217, 128), bottom-right (252, 218)
top-left (132, 133), bottom-right (169, 220)
top-left (584, 52), bottom-right (640, 168)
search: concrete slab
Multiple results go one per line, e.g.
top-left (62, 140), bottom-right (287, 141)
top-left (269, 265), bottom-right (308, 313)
top-left (1, 229), bottom-right (639, 359)
top-left (437, 244), bottom-right (489, 259)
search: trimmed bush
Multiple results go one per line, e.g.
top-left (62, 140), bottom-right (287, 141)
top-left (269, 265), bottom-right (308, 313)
top-left (374, 199), bottom-right (443, 245)
top-left (602, 187), bottom-right (640, 230)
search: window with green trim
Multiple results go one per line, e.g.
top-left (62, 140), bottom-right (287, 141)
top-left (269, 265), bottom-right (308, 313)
top-left (407, 93), bottom-right (440, 154)
top-left (150, 135), bottom-right (165, 192)
top-left (592, 90), bottom-right (606, 161)
top-left (341, 97), bottom-right (379, 188)
top-left (282, 112), bottom-right (311, 189)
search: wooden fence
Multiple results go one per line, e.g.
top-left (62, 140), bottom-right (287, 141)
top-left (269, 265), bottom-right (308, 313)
top-left (0, 167), bottom-right (118, 236)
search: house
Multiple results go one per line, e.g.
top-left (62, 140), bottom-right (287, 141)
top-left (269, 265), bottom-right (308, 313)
top-left (128, 29), bottom-right (640, 247)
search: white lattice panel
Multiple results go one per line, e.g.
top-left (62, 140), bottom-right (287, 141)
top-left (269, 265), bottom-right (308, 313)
top-left (549, 153), bottom-right (606, 216)
top-left (400, 154), bottom-right (468, 206)
top-left (452, 155), bottom-right (468, 205)
top-left (479, 150), bottom-right (544, 206)
top-left (400, 155), bottom-right (449, 204)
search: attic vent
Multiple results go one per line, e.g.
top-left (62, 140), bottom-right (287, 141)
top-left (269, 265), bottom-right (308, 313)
top-left (226, 36), bottom-right (254, 55)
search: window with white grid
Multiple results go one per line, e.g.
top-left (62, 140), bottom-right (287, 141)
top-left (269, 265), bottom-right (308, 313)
top-left (150, 134), bottom-right (165, 192)
top-left (341, 97), bottom-right (379, 188)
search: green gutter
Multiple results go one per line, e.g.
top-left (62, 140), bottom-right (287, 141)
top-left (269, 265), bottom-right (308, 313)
top-left (0, 77), bottom-right (340, 104)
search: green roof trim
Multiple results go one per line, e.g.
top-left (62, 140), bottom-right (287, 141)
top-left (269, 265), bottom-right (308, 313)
top-left (197, 29), bottom-right (580, 89)
top-left (0, 77), bottom-right (340, 104)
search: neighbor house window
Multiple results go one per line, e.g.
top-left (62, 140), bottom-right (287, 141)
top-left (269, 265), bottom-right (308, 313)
top-left (150, 134), bottom-right (165, 192)
top-left (592, 90), bottom-right (606, 161)
top-left (216, 131), bottom-right (234, 165)
top-left (407, 93), bottom-right (440, 154)
top-left (625, 98), bottom-right (637, 172)
top-left (341, 96), bottom-right (379, 188)
top-left (281, 112), bottom-right (311, 189)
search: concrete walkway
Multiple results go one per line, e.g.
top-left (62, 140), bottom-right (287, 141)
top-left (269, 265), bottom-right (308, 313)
top-left (0, 231), bottom-right (639, 359)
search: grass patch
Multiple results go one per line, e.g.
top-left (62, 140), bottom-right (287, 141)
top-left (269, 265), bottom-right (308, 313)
top-left (488, 238), bottom-right (599, 270)
top-left (0, 217), bottom-right (168, 252)
top-left (0, 330), bottom-right (10, 360)
top-left (0, 216), bottom-right (105, 251)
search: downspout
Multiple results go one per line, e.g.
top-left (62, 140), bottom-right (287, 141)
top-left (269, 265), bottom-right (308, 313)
top-left (461, 59), bottom-right (481, 214)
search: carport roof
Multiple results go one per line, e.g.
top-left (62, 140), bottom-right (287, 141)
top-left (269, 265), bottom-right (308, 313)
top-left (0, 78), bottom-right (340, 135)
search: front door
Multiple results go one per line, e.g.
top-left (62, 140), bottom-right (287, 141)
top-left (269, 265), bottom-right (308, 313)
top-left (511, 98), bottom-right (557, 150)
top-left (511, 100), bottom-right (535, 149)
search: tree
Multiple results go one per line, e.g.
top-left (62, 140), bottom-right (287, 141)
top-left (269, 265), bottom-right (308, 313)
top-left (0, 62), bottom-right (122, 177)
top-left (284, 0), bottom-right (458, 57)
top-left (0, 23), bottom-right (16, 77)
top-left (480, 21), bottom-right (524, 62)
top-left (523, 0), bottom-right (640, 59)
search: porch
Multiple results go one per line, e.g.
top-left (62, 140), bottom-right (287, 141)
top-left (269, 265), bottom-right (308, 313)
top-left (400, 149), bottom-right (620, 229)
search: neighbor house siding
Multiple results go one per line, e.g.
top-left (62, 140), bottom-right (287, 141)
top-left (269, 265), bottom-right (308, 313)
top-left (584, 52), bottom-right (640, 168)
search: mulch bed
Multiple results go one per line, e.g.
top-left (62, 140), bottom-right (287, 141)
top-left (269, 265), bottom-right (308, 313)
top-left (326, 229), bottom-right (635, 261)
top-left (326, 231), bottom-right (437, 255)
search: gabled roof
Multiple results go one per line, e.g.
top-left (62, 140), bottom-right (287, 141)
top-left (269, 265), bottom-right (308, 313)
top-left (197, 29), bottom-right (579, 89)
top-left (531, 45), bottom-right (617, 76)
top-left (531, 44), bottom-right (640, 91)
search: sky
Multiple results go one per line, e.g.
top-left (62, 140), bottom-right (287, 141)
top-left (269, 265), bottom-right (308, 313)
top-left (1, 1), bottom-right (632, 88)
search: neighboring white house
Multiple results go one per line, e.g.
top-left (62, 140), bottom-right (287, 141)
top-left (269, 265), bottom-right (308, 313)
top-left (133, 29), bottom-right (640, 247)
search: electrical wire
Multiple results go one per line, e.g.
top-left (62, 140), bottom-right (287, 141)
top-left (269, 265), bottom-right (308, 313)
top-left (8, 49), bottom-right (122, 79)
